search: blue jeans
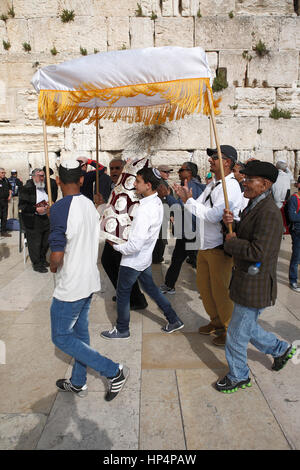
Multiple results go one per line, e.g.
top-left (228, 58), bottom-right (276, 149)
top-left (289, 230), bottom-right (300, 284)
top-left (116, 265), bottom-right (179, 333)
top-left (226, 303), bottom-right (289, 383)
top-left (51, 295), bottom-right (119, 387)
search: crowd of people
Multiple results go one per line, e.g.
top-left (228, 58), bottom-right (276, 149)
top-left (0, 147), bottom-right (299, 398)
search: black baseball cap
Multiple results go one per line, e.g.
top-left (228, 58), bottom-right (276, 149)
top-left (207, 145), bottom-right (237, 162)
top-left (240, 160), bottom-right (278, 183)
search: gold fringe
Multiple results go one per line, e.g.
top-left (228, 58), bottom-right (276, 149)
top-left (38, 78), bottom-right (221, 127)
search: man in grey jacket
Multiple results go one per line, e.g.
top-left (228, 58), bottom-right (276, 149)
top-left (216, 160), bottom-right (296, 393)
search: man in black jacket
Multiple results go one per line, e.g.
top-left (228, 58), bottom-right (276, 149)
top-left (0, 168), bottom-right (12, 237)
top-left (19, 168), bottom-right (57, 272)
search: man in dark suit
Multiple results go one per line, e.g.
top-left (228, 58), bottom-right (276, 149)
top-left (19, 168), bottom-right (57, 272)
top-left (215, 160), bottom-right (296, 393)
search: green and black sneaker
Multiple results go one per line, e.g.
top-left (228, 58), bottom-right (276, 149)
top-left (215, 375), bottom-right (252, 394)
top-left (272, 344), bottom-right (296, 372)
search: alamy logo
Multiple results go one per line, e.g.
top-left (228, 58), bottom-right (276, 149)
top-left (0, 340), bottom-right (6, 364)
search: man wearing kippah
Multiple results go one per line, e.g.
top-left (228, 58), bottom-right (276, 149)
top-left (216, 160), bottom-right (296, 393)
top-left (49, 160), bottom-right (129, 401)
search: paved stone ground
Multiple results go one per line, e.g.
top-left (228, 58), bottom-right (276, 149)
top-left (0, 231), bottom-right (299, 450)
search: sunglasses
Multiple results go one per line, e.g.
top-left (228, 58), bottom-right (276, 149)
top-left (110, 166), bottom-right (122, 170)
top-left (178, 168), bottom-right (190, 172)
top-left (210, 154), bottom-right (227, 160)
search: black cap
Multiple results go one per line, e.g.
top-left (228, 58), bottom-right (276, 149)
top-left (207, 145), bottom-right (237, 162)
top-left (59, 160), bottom-right (82, 183)
top-left (240, 160), bottom-right (278, 183)
top-left (43, 166), bottom-right (54, 176)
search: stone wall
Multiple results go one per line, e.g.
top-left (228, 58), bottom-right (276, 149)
top-left (0, 0), bottom-right (300, 182)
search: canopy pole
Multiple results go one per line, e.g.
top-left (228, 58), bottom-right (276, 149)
top-left (207, 91), bottom-right (232, 233)
top-left (95, 110), bottom-right (100, 195)
top-left (209, 116), bottom-right (214, 148)
top-left (42, 120), bottom-right (53, 206)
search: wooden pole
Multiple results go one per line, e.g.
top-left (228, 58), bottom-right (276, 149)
top-left (42, 120), bottom-right (52, 206)
top-left (95, 110), bottom-right (100, 195)
top-left (207, 91), bottom-right (232, 233)
top-left (209, 116), bottom-right (214, 148)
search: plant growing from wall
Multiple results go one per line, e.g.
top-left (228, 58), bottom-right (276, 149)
top-left (228, 11), bottom-right (234, 18)
top-left (1, 14), bottom-right (8, 22)
top-left (80, 46), bottom-right (87, 56)
top-left (60, 9), bottom-right (75, 23)
top-left (269, 107), bottom-right (291, 119)
top-left (212, 68), bottom-right (228, 93)
top-left (3, 40), bottom-right (11, 50)
top-left (254, 40), bottom-right (269, 57)
top-left (197, 8), bottom-right (202, 18)
top-left (135, 3), bottom-right (144, 17)
top-left (23, 42), bottom-right (31, 52)
top-left (50, 46), bottom-right (58, 55)
top-left (151, 11), bottom-right (157, 20)
top-left (8, 6), bottom-right (15, 18)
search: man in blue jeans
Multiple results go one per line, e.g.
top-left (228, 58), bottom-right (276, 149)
top-left (101, 167), bottom-right (184, 340)
top-left (217, 161), bottom-right (296, 393)
top-left (49, 160), bottom-right (129, 401)
top-left (288, 175), bottom-right (300, 292)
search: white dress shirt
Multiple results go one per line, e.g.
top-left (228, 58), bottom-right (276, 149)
top-left (113, 192), bottom-right (163, 271)
top-left (185, 173), bottom-right (243, 250)
top-left (271, 170), bottom-right (291, 209)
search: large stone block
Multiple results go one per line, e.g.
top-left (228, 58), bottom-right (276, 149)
top-left (0, 59), bottom-right (37, 88)
top-left (212, 116), bottom-right (259, 150)
top-left (260, 118), bottom-right (300, 149)
top-left (107, 17), bottom-right (130, 51)
top-left (130, 18), bottom-right (154, 49)
top-left (249, 51), bottom-right (299, 88)
top-left (6, 19), bottom-right (30, 54)
top-left (251, 16), bottom-right (281, 52)
top-left (195, 17), bottom-right (253, 50)
top-left (235, 0), bottom-right (295, 16)
top-left (12, 1), bottom-right (59, 18)
top-left (137, 1), bottom-right (161, 17)
top-left (0, 126), bottom-right (64, 152)
top-left (155, 17), bottom-right (194, 47)
top-left (198, 0), bottom-right (235, 16)
top-left (12, 0), bottom-right (139, 18)
top-left (0, 152), bottom-right (30, 183)
top-left (219, 50), bottom-right (248, 87)
top-left (0, 87), bottom-right (16, 121)
top-left (279, 17), bottom-right (300, 50)
top-left (235, 87), bottom-right (276, 117)
top-left (29, 16), bottom-right (107, 54)
top-left (16, 88), bottom-right (39, 124)
top-left (277, 88), bottom-right (300, 118)
top-left (64, 121), bottom-right (97, 152)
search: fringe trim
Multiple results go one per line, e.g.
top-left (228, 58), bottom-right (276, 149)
top-left (38, 78), bottom-right (221, 127)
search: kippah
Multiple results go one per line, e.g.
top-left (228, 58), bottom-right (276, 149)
top-left (59, 160), bottom-right (82, 182)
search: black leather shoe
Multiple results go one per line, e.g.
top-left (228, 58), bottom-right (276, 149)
top-left (41, 261), bottom-right (50, 267)
top-left (33, 265), bottom-right (48, 273)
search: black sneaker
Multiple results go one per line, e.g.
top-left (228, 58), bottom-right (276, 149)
top-left (105, 365), bottom-right (129, 402)
top-left (161, 319), bottom-right (184, 333)
top-left (215, 375), bottom-right (252, 394)
top-left (272, 344), bottom-right (296, 371)
top-left (56, 379), bottom-right (88, 397)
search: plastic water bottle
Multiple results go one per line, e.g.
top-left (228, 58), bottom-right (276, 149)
top-left (248, 262), bottom-right (261, 275)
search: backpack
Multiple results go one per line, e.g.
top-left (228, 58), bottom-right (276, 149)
top-left (281, 193), bottom-right (300, 234)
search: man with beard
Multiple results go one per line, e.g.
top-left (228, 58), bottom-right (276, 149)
top-left (19, 168), bottom-right (58, 272)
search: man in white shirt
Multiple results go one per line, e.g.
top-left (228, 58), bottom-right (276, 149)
top-left (101, 167), bottom-right (184, 339)
top-left (271, 160), bottom-right (291, 209)
top-left (174, 145), bottom-right (243, 346)
top-left (49, 161), bottom-right (129, 401)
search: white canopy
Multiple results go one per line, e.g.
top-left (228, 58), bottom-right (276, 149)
top-left (31, 46), bottom-right (218, 127)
